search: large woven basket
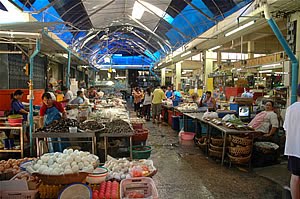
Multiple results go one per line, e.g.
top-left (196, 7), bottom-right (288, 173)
top-left (33, 172), bottom-right (88, 185)
top-left (209, 148), bottom-right (222, 158)
top-left (209, 144), bottom-right (224, 152)
top-left (227, 153), bottom-right (251, 165)
top-left (234, 97), bottom-right (253, 105)
top-left (210, 137), bottom-right (224, 147)
top-left (231, 135), bottom-right (252, 146)
top-left (229, 145), bottom-right (252, 156)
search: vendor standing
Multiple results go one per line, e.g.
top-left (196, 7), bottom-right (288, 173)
top-left (39, 93), bottom-right (68, 152)
top-left (165, 86), bottom-right (173, 99)
top-left (10, 90), bottom-right (29, 121)
top-left (87, 86), bottom-right (99, 99)
top-left (199, 91), bottom-right (217, 110)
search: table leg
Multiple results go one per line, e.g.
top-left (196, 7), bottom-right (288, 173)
top-left (20, 127), bottom-right (23, 158)
top-left (130, 136), bottom-right (133, 160)
top-left (207, 123), bottom-right (211, 156)
top-left (36, 138), bottom-right (39, 157)
top-left (92, 136), bottom-right (96, 155)
top-left (104, 136), bottom-right (107, 162)
top-left (221, 132), bottom-right (227, 165)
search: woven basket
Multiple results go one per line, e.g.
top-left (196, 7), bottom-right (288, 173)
top-left (231, 135), bottom-right (252, 146)
top-left (227, 153), bottom-right (251, 164)
top-left (234, 97), bottom-right (253, 105)
top-left (229, 145), bottom-right (252, 156)
top-left (34, 172), bottom-right (88, 185)
top-left (209, 144), bottom-right (224, 152)
top-left (209, 148), bottom-right (222, 158)
top-left (210, 137), bottom-right (223, 147)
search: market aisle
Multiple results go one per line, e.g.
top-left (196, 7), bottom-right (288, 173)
top-left (145, 122), bottom-right (283, 199)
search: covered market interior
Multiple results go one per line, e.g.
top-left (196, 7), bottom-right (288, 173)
top-left (0, 0), bottom-right (300, 198)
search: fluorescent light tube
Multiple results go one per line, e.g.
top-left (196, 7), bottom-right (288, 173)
top-left (208, 45), bottom-right (221, 51)
top-left (132, 1), bottom-right (145, 19)
top-left (158, 63), bottom-right (162, 66)
top-left (225, 21), bottom-right (255, 37)
top-left (0, 31), bottom-right (40, 37)
top-left (261, 63), bottom-right (281, 68)
top-left (181, 51), bottom-right (191, 57)
top-left (259, 70), bottom-right (272, 73)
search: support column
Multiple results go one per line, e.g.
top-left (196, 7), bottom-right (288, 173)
top-left (161, 68), bottom-right (166, 86)
top-left (217, 51), bottom-right (222, 65)
top-left (66, 51), bottom-right (71, 89)
top-left (248, 41), bottom-right (255, 59)
top-left (175, 62), bottom-right (181, 90)
top-left (203, 51), bottom-right (214, 92)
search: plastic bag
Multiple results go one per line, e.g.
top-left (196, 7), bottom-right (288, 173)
top-left (0, 131), bottom-right (7, 149)
top-left (203, 111), bottom-right (218, 119)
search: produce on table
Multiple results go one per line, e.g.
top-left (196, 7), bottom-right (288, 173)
top-left (0, 158), bottom-right (35, 176)
top-left (8, 114), bottom-right (23, 119)
top-left (11, 171), bottom-right (41, 190)
top-left (25, 149), bottom-right (99, 175)
top-left (36, 118), bottom-right (79, 133)
top-left (92, 181), bottom-right (119, 199)
top-left (176, 103), bottom-right (198, 112)
top-left (104, 156), bottom-right (156, 180)
top-left (101, 119), bottom-right (133, 135)
top-left (79, 120), bottom-right (105, 131)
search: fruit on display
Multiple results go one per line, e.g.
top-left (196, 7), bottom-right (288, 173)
top-left (104, 156), bottom-right (156, 180)
top-left (92, 181), bottom-right (119, 199)
top-left (0, 158), bottom-right (35, 176)
top-left (25, 149), bottom-right (99, 175)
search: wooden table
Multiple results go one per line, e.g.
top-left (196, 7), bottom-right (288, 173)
top-left (33, 132), bottom-right (96, 156)
top-left (206, 122), bottom-right (257, 165)
top-left (0, 126), bottom-right (24, 158)
top-left (99, 133), bottom-right (134, 161)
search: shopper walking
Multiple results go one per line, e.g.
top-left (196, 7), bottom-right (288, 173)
top-left (143, 87), bottom-right (152, 121)
top-left (152, 85), bottom-right (166, 123)
top-left (283, 84), bottom-right (300, 199)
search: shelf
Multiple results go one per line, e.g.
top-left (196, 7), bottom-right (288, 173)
top-left (0, 149), bottom-right (22, 152)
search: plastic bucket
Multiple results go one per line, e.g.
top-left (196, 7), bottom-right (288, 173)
top-left (168, 110), bottom-right (173, 126)
top-left (172, 116), bottom-right (180, 131)
top-left (180, 132), bottom-right (195, 141)
top-left (132, 146), bottom-right (152, 159)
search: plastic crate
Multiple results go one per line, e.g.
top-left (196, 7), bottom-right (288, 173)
top-left (0, 190), bottom-right (38, 199)
top-left (120, 177), bottom-right (158, 199)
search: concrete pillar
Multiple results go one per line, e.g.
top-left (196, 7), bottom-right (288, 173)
top-left (217, 51), bottom-right (222, 65)
top-left (175, 62), bottom-right (181, 90)
top-left (161, 68), bottom-right (166, 86)
top-left (203, 51), bottom-right (214, 90)
top-left (248, 41), bottom-right (255, 59)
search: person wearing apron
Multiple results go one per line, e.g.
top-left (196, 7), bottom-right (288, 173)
top-left (39, 93), bottom-right (68, 152)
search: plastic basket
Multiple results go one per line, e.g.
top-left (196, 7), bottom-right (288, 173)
top-left (120, 177), bottom-right (158, 199)
top-left (133, 129), bottom-right (149, 142)
top-left (132, 146), bottom-right (152, 159)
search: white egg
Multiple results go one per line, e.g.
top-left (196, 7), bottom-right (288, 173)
top-left (83, 161), bottom-right (89, 166)
top-left (54, 152), bottom-right (61, 157)
top-left (75, 156), bottom-right (81, 163)
top-left (47, 159), bottom-right (54, 166)
top-left (37, 160), bottom-right (43, 165)
top-left (63, 149), bottom-right (68, 154)
top-left (54, 168), bottom-right (61, 174)
top-left (56, 158), bottom-right (63, 164)
top-left (65, 165), bottom-right (71, 170)
top-left (64, 169), bottom-right (73, 174)
top-left (66, 156), bottom-right (73, 163)
top-left (121, 174), bottom-right (126, 180)
top-left (74, 150), bottom-right (79, 155)
top-left (79, 151), bottom-right (85, 157)
top-left (126, 174), bottom-right (131, 179)
top-left (70, 153), bottom-right (76, 160)
top-left (78, 162), bottom-right (84, 170)
top-left (33, 163), bottom-right (40, 171)
top-left (61, 154), bottom-right (68, 159)
top-left (67, 149), bottom-right (73, 155)
top-left (81, 157), bottom-right (88, 162)
top-left (72, 165), bottom-right (79, 173)
top-left (61, 162), bottom-right (70, 168)
top-left (71, 161), bottom-right (77, 167)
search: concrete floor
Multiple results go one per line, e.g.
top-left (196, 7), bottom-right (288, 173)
top-left (145, 121), bottom-right (285, 199)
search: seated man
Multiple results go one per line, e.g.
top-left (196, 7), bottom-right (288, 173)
top-left (248, 100), bottom-right (279, 138)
